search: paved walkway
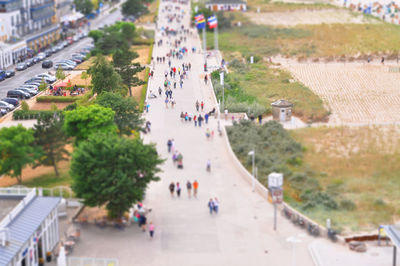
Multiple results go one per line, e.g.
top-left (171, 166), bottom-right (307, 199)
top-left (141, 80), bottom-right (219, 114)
top-left (70, 1), bottom-right (393, 265)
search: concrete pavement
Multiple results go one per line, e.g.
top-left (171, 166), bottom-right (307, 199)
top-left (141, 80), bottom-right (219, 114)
top-left (70, 1), bottom-right (393, 265)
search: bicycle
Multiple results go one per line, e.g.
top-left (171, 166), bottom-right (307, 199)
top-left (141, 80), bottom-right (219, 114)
top-left (307, 223), bottom-right (320, 237)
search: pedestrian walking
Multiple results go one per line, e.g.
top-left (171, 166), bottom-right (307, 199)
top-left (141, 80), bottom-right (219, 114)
top-left (171, 98), bottom-right (176, 108)
top-left (176, 182), bottom-right (181, 197)
top-left (258, 115), bottom-right (262, 125)
top-left (193, 180), bottom-right (199, 197)
top-left (213, 198), bottom-right (219, 214)
top-left (196, 100), bottom-right (200, 111)
top-left (180, 80), bottom-right (183, 89)
top-left (186, 181), bottom-right (192, 197)
top-left (193, 115), bottom-right (197, 126)
top-left (149, 222), bottom-right (155, 239)
top-left (208, 199), bottom-right (214, 214)
top-left (206, 128), bottom-right (211, 140)
top-left (201, 101), bottom-right (204, 111)
top-left (198, 115), bottom-right (203, 127)
top-left (165, 97), bottom-right (169, 108)
top-left (174, 81), bottom-right (176, 89)
top-left (205, 113), bottom-right (209, 124)
top-left (158, 87), bottom-right (162, 96)
top-left (167, 139), bottom-right (172, 153)
top-left (169, 182), bottom-right (175, 196)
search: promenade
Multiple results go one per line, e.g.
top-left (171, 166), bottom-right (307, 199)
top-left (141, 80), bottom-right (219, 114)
top-left (70, 1), bottom-right (393, 265)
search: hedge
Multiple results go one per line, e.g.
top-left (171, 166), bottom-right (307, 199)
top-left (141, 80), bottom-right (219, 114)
top-left (36, 96), bottom-right (82, 103)
top-left (13, 110), bottom-right (62, 120)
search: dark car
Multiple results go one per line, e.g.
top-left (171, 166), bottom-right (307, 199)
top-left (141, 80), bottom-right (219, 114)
top-left (71, 57), bottom-right (83, 63)
top-left (16, 62), bottom-right (27, 71)
top-left (2, 98), bottom-right (19, 107)
top-left (5, 70), bottom-right (15, 78)
top-left (26, 58), bottom-right (34, 67)
top-left (7, 90), bottom-right (30, 99)
top-left (33, 56), bottom-right (41, 64)
top-left (42, 60), bottom-right (53, 68)
top-left (16, 87), bottom-right (37, 96)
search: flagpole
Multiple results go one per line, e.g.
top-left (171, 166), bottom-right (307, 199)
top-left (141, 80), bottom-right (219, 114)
top-left (214, 13), bottom-right (218, 51)
top-left (203, 27), bottom-right (206, 65)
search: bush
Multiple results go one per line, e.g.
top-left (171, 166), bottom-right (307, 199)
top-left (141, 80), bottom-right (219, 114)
top-left (21, 101), bottom-right (29, 111)
top-left (36, 96), bottom-right (82, 103)
top-left (13, 110), bottom-right (62, 120)
top-left (64, 103), bottom-right (77, 111)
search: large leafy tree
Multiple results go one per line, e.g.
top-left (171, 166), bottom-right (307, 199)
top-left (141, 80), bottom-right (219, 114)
top-left (113, 48), bottom-right (144, 97)
top-left (70, 133), bottom-right (163, 218)
top-left (33, 114), bottom-right (69, 177)
top-left (73, 0), bottom-right (94, 15)
top-left (88, 55), bottom-right (124, 94)
top-left (122, 0), bottom-right (148, 18)
top-left (0, 125), bottom-right (38, 184)
top-left (96, 92), bottom-right (143, 135)
top-left (63, 104), bottom-right (117, 144)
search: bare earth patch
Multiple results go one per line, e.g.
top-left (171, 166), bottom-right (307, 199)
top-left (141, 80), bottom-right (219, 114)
top-left (246, 9), bottom-right (377, 25)
top-left (279, 62), bottom-right (400, 125)
top-left (30, 102), bottom-right (71, 110)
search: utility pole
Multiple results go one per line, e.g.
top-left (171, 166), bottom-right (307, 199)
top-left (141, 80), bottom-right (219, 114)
top-left (214, 13), bottom-right (218, 51)
top-left (202, 27), bottom-right (206, 65)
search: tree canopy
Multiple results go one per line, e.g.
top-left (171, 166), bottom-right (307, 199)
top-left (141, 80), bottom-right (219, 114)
top-left (88, 55), bottom-right (125, 94)
top-left (70, 133), bottom-right (163, 218)
top-left (122, 0), bottom-right (148, 18)
top-left (0, 125), bottom-right (38, 184)
top-left (73, 0), bottom-right (94, 15)
top-left (96, 92), bottom-right (143, 135)
top-left (63, 104), bottom-right (117, 144)
top-left (33, 114), bottom-right (69, 176)
top-left (112, 48), bottom-right (144, 96)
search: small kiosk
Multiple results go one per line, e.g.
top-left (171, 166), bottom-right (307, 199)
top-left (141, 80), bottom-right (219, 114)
top-left (271, 99), bottom-right (293, 122)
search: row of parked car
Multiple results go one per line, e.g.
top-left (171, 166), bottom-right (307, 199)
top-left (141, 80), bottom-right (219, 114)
top-left (53, 46), bottom-right (92, 70)
top-left (0, 72), bottom-right (58, 116)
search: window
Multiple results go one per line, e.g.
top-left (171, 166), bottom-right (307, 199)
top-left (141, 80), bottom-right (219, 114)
top-left (11, 16), bottom-right (14, 26)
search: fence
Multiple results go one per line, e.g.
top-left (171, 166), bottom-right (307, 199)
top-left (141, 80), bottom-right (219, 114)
top-left (67, 257), bottom-right (118, 266)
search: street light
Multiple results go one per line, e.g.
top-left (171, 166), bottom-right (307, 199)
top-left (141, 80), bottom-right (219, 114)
top-left (248, 150), bottom-right (255, 192)
top-left (220, 71), bottom-right (225, 113)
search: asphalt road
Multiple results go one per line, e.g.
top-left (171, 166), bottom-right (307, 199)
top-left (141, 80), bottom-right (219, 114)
top-left (0, 7), bottom-right (123, 99)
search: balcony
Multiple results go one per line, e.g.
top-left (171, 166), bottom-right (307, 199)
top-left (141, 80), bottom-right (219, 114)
top-left (30, 0), bottom-right (54, 11)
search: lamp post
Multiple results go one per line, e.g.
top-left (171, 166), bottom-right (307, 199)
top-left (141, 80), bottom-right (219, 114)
top-left (220, 71), bottom-right (224, 113)
top-left (248, 150), bottom-right (255, 192)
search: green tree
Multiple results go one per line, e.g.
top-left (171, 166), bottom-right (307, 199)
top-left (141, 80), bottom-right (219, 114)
top-left (0, 125), bottom-right (38, 184)
top-left (80, 71), bottom-right (89, 89)
top-left (56, 66), bottom-right (66, 81)
top-left (88, 30), bottom-right (104, 43)
top-left (73, 0), bottom-right (94, 15)
top-left (112, 48), bottom-right (144, 97)
top-left (88, 55), bottom-right (124, 94)
top-left (39, 79), bottom-right (47, 91)
top-left (70, 133), bottom-right (163, 218)
top-left (122, 0), bottom-right (148, 18)
top-left (63, 104), bottom-right (117, 144)
top-left (96, 92), bottom-right (143, 135)
top-left (33, 114), bottom-right (69, 177)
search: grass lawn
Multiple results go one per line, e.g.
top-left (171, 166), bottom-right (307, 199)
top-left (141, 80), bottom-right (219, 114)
top-left (211, 23), bottom-right (400, 59)
top-left (290, 126), bottom-right (400, 233)
top-left (247, 0), bottom-right (339, 12)
top-left (212, 62), bottom-right (328, 121)
top-left (22, 171), bottom-right (72, 188)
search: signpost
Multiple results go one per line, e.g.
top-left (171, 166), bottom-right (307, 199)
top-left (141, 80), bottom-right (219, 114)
top-left (268, 172), bottom-right (283, 231)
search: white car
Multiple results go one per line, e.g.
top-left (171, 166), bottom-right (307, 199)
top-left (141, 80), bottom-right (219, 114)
top-left (21, 84), bottom-right (39, 92)
top-left (36, 73), bottom-right (56, 83)
top-left (54, 63), bottom-right (74, 70)
top-left (37, 52), bottom-right (46, 60)
top-left (0, 101), bottom-right (15, 112)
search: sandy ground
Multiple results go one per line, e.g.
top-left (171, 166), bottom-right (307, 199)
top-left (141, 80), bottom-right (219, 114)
top-left (30, 102), bottom-right (71, 110)
top-left (278, 61), bottom-right (400, 125)
top-left (246, 9), bottom-right (377, 25)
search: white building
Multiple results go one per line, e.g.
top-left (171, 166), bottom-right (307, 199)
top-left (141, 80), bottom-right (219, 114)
top-left (205, 0), bottom-right (247, 11)
top-left (0, 187), bottom-right (61, 266)
top-left (0, 40), bottom-right (27, 69)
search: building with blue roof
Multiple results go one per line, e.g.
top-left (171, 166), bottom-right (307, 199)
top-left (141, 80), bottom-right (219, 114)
top-left (0, 187), bottom-right (61, 266)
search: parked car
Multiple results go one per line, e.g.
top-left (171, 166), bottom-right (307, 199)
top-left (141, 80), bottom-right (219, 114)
top-left (2, 98), bottom-right (20, 107)
top-left (0, 101), bottom-right (15, 112)
top-left (37, 52), bottom-right (46, 60)
top-left (72, 53), bottom-right (85, 60)
top-left (44, 49), bottom-right (52, 57)
top-left (25, 77), bottom-right (44, 84)
top-left (0, 108), bottom-right (7, 117)
top-left (16, 62), bottom-right (27, 71)
top-left (66, 36), bottom-right (74, 45)
top-left (59, 59), bottom-right (77, 67)
top-left (21, 84), bottom-right (39, 91)
top-left (62, 40), bottom-right (68, 47)
top-left (42, 60), bottom-right (53, 68)
top-left (71, 57), bottom-right (83, 64)
top-left (7, 89), bottom-right (30, 99)
top-left (26, 58), bottom-right (34, 67)
top-left (0, 70), bottom-right (5, 81)
top-left (15, 87), bottom-right (37, 96)
top-left (24, 81), bottom-right (41, 87)
top-left (36, 73), bottom-right (56, 83)
top-left (54, 63), bottom-right (74, 70)
top-left (5, 70), bottom-right (15, 78)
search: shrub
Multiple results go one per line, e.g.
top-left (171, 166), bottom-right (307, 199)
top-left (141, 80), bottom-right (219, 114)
top-left (13, 110), bottom-right (62, 120)
top-left (36, 96), bottom-right (81, 103)
top-left (64, 103), bottom-right (77, 111)
top-left (21, 101), bottom-right (29, 111)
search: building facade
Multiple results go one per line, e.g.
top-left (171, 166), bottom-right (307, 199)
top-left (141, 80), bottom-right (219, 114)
top-left (0, 188), bottom-right (61, 266)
